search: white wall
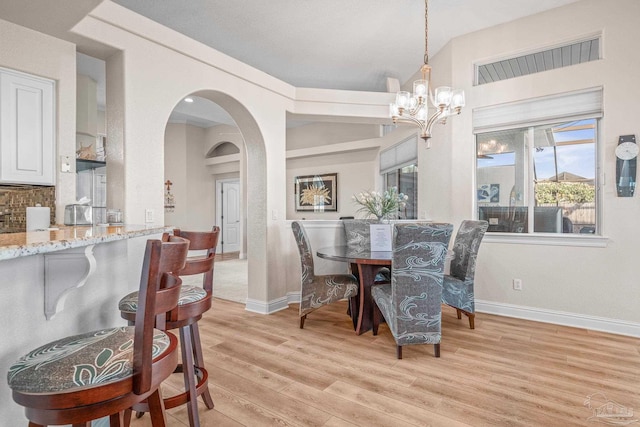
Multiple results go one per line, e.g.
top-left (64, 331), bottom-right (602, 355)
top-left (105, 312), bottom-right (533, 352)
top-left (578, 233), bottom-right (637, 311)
top-left (0, 18), bottom-right (77, 224)
top-left (164, 122), bottom-right (217, 231)
top-left (426, 0), bottom-right (640, 330)
top-left (287, 153), bottom-right (378, 220)
top-left (164, 123), bottom-right (189, 228)
top-left (286, 122), bottom-right (380, 150)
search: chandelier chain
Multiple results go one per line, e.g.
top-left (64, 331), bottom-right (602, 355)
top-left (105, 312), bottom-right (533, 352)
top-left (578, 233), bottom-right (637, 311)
top-left (424, 0), bottom-right (429, 66)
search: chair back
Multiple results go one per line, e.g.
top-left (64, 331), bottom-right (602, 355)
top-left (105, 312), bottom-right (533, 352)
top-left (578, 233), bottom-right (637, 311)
top-left (170, 227), bottom-right (220, 293)
top-left (389, 223), bottom-right (453, 337)
top-left (449, 220), bottom-right (489, 283)
top-left (291, 221), bottom-right (315, 286)
top-left (342, 219), bottom-right (377, 253)
top-left (133, 236), bottom-right (189, 395)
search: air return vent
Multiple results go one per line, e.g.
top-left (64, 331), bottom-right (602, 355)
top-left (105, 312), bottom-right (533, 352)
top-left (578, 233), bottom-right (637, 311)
top-left (476, 37), bottom-right (600, 85)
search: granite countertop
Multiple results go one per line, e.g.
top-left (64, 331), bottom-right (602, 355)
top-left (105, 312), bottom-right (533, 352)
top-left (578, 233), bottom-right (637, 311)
top-left (0, 224), bottom-right (173, 261)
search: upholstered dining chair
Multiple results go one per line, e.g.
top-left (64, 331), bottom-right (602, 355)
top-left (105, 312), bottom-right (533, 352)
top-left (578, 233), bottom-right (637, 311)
top-left (342, 219), bottom-right (390, 283)
top-left (119, 227), bottom-right (220, 427)
top-left (292, 221), bottom-right (359, 329)
top-left (7, 236), bottom-right (189, 427)
top-left (372, 223), bottom-right (453, 359)
top-left (441, 220), bottom-right (489, 329)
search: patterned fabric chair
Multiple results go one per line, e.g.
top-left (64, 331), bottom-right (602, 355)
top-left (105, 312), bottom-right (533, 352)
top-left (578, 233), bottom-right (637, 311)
top-left (441, 220), bottom-right (489, 329)
top-left (292, 221), bottom-right (359, 329)
top-left (7, 236), bottom-right (189, 427)
top-left (372, 223), bottom-right (453, 359)
top-left (342, 219), bottom-right (390, 282)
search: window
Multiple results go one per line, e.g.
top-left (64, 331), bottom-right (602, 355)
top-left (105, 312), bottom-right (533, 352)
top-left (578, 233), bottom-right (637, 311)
top-left (474, 88), bottom-right (602, 235)
top-left (477, 119), bottom-right (597, 234)
top-left (384, 164), bottom-right (418, 219)
top-left (380, 136), bottom-right (418, 219)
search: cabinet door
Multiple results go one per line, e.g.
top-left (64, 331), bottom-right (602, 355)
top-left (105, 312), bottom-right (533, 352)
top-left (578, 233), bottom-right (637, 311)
top-left (0, 68), bottom-right (55, 185)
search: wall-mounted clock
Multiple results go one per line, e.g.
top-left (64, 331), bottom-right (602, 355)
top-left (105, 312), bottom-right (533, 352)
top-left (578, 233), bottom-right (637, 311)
top-left (615, 134), bottom-right (638, 197)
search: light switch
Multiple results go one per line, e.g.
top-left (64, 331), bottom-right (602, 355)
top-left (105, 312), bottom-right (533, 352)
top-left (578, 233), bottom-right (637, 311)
top-left (60, 155), bottom-right (72, 173)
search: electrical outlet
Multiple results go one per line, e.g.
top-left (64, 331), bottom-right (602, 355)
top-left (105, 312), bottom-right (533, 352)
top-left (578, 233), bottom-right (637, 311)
top-left (513, 278), bottom-right (523, 291)
top-left (145, 209), bottom-right (154, 223)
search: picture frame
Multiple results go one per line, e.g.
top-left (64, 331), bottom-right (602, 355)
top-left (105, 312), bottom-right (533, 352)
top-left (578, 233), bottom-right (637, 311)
top-left (477, 183), bottom-right (500, 203)
top-left (295, 173), bottom-right (337, 212)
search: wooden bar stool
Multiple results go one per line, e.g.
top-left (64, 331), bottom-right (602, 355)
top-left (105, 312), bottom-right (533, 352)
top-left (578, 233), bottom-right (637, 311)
top-left (119, 227), bottom-right (219, 427)
top-left (6, 236), bottom-right (189, 426)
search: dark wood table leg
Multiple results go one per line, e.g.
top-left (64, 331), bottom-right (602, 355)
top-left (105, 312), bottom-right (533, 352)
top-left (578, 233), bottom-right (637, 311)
top-left (355, 263), bottom-right (380, 335)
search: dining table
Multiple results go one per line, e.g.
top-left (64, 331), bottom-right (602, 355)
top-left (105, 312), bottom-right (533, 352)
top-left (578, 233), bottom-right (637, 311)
top-left (316, 245), bottom-right (392, 335)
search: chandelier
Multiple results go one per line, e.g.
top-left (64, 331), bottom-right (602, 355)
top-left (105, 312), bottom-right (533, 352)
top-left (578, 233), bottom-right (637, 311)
top-left (390, 0), bottom-right (465, 148)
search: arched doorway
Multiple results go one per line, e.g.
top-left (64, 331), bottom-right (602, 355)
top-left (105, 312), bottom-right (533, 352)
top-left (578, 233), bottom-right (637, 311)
top-left (165, 91), bottom-right (266, 306)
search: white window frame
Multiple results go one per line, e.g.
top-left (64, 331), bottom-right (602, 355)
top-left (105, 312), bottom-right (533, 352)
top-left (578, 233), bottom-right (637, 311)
top-left (473, 88), bottom-right (607, 248)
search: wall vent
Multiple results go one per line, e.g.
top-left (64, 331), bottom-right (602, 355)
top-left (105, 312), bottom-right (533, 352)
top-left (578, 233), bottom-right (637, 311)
top-left (476, 37), bottom-right (600, 85)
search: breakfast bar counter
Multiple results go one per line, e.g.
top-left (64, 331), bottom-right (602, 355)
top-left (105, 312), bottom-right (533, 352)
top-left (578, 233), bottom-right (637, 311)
top-left (0, 224), bottom-right (172, 260)
top-left (0, 224), bottom-right (175, 423)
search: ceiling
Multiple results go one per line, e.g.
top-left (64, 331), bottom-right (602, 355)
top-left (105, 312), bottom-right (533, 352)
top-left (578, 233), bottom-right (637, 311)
top-left (16, 0), bottom-right (582, 128)
top-left (109, 0), bottom-right (580, 128)
top-left (111, 0), bottom-right (580, 92)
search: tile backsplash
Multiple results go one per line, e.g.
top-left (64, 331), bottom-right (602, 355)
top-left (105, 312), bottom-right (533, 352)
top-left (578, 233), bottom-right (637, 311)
top-left (0, 185), bottom-right (56, 231)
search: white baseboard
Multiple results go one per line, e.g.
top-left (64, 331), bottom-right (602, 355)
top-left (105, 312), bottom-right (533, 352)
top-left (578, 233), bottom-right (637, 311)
top-left (476, 300), bottom-right (640, 338)
top-left (287, 291), bottom-right (301, 304)
top-left (245, 296), bottom-right (289, 314)
top-left (244, 295), bottom-right (640, 338)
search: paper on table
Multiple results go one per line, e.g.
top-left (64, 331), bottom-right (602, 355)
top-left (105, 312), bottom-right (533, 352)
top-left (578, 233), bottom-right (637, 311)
top-left (370, 223), bottom-right (393, 252)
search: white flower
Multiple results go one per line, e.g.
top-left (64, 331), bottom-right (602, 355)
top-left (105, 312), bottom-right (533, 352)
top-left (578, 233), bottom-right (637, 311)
top-left (351, 187), bottom-right (408, 219)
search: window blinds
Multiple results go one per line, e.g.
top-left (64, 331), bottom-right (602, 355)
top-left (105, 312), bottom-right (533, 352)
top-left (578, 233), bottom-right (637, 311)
top-left (472, 86), bottom-right (603, 133)
top-left (380, 135), bottom-right (418, 174)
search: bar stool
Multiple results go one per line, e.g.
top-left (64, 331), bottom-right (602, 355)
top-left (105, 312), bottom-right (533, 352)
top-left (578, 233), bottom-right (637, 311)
top-left (119, 227), bottom-right (219, 427)
top-left (6, 236), bottom-right (189, 426)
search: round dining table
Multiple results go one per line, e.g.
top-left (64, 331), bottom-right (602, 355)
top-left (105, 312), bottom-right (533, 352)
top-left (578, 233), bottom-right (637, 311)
top-left (317, 245), bottom-right (392, 335)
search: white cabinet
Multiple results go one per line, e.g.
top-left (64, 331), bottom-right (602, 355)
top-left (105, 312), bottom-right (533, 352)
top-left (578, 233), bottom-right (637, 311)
top-left (0, 67), bottom-right (55, 185)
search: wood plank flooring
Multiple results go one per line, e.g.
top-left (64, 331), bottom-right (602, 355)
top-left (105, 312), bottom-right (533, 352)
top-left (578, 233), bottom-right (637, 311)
top-left (131, 300), bottom-right (640, 426)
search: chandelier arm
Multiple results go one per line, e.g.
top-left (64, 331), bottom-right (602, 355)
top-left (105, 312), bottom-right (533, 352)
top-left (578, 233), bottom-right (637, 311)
top-left (393, 115), bottom-right (425, 128)
top-left (425, 109), bottom-right (445, 134)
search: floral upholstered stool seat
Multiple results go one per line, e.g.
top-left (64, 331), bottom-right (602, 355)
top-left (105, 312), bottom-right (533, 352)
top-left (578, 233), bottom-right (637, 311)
top-left (8, 326), bottom-right (172, 394)
top-left (120, 285), bottom-right (208, 314)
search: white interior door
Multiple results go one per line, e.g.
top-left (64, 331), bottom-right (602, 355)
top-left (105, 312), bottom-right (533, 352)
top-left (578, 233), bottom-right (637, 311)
top-left (218, 180), bottom-right (240, 253)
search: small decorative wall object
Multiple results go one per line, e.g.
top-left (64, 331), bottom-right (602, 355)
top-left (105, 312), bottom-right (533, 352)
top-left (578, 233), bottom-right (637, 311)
top-left (76, 143), bottom-right (96, 160)
top-left (295, 173), bottom-right (337, 212)
top-left (477, 183), bottom-right (500, 203)
top-left (164, 180), bottom-right (175, 212)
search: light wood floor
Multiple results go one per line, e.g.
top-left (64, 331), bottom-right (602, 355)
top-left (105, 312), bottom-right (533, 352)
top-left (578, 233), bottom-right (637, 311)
top-left (215, 251), bottom-right (240, 262)
top-left (132, 299), bottom-right (640, 427)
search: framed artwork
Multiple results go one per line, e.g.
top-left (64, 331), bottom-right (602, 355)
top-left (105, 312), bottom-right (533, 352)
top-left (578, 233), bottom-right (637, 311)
top-left (295, 173), bottom-right (337, 212)
top-left (477, 183), bottom-right (500, 203)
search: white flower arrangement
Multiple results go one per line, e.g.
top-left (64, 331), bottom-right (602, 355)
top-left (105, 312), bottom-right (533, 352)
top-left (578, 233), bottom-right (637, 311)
top-left (352, 187), bottom-right (408, 220)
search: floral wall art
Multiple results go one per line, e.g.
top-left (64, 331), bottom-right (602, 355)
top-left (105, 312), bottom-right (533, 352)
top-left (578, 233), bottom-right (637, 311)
top-left (295, 173), bottom-right (337, 212)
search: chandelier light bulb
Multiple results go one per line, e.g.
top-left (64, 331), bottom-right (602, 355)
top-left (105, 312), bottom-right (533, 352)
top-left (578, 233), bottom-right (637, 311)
top-left (396, 91), bottom-right (411, 109)
top-left (413, 79), bottom-right (428, 97)
top-left (434, 87), bottom-right (452, 108)
top-left (451, 89), bottom-right (466, 110)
